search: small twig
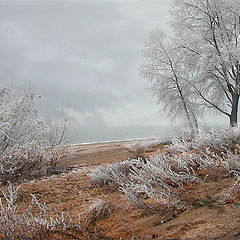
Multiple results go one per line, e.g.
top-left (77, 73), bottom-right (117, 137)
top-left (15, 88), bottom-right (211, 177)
top-left (0, 130), bottom-right (16, 142)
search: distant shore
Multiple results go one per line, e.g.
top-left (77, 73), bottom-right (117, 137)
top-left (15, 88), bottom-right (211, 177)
top-left (70, 126), bottom-right (173, 145)
top-left (70, 137), bottom-right (158, 147)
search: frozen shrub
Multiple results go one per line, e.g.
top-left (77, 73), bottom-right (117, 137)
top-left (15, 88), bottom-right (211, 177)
top-left (88, 159), bottom-right (134, 186)
top-left (126, 142), bottom-right (146, 158)
top-left (219, 145), bottom-right (240, 175)
top-left (90, 153), bottom-right (203, 209)
top-left (0, 87), bottom-right (70, 184)
top-left (90, 126), bottom-right (240, 211)
top-left (82, 199), bottom-right (115, 224)
top-left (119, 154), bottom-right (200, 208)
top-left (0, 185), bottom-right (107, 240)
top-left (166, 126), bottom-right (240, 153)
top-left (125, 139), bottom-right (164, 151)
top-left (173, 125), bottom-right (195, 141)
top-left (125, 139), bottom-right (168, 158)
top-left (166, 139), bottom-right (193, 153)
top-left (125, 146), bottom-right (240, 208)
top-left (193, 127), bottom-right (240, 151)
top-left (119, 184), bottom-right (152, 211)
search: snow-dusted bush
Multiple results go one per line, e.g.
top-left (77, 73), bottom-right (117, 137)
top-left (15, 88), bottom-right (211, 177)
top-left (89, 126), bottom-right (240, 211)
top-left (125, 141), bottom-right (146, 158)
top-left (90, 127), bottom-right (240, 210)
top-left (172, 125), bottom-right (196, 141)
top-left (218, 145), bottom-right (240, 176)
top-left (117, 151), bottom-right (238, 209)
top-left (166, 126), bottom-right (240, 153)
top-left (125, 139), bottom-right (167, 151)
top-left (88, 160), bottom-right (134, 186)
top-left (125, 139), bottom-right (168, 158)
top-left (90, 152), bottom-right (204, 208)
top-left (166, 139), bottom-right (193, 153)
top-left (194, 127), bottom-right (240, 150)
top-left (0, 185), bottom-right (107, 240)
top-left (0, 87), bottom-right (70, 184)
top-left (119, 153), bottom-right (201, 209)
top-left (82, 199), bottom-right (115, 224)
top-left (0, 142), bottom-right (67, 184)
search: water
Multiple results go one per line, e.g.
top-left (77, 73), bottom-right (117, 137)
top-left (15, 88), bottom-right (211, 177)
top-left (70, 126), bottom-right (173, 144)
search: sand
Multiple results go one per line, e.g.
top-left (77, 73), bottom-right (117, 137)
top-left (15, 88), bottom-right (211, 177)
top-left (1, 140), bottom-right (239, 240)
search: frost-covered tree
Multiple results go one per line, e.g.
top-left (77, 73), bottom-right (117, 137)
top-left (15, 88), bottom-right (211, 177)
top-left (0, 86), bottom-right (70, 184)
top-left (0, 87), bottom-right (39, 151)
top-left (141, 30), bottom-right (199, 132)
top-left (141, 0), bottom-right (240, 126)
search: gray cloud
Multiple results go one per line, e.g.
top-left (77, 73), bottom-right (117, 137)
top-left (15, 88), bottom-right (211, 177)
top-left (0, 0), bottom-right (172, 127)
top-left (82, 111), bottom-right (108, 127)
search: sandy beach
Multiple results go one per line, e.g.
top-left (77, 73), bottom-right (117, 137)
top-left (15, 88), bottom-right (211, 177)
top-left (0, 140), bottom-right (236, 240)
top-left (69, 140), bottom-right (131, 166)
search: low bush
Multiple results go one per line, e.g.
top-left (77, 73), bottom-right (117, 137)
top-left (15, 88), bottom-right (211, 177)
top-left (125, 139), bottom-right (167, 158)
top-left (88, 160), bottom-right (134, 186)
top-left (0, 87), bottom-right (70, 185)
top-left (82, 199), bottom-right (115, 224)
top-left (0, 185), bottom-right (108, 240)
top-left (166, 126), bottom-right (240, 153)
top-left (90, 127), bottom-right (240, 212)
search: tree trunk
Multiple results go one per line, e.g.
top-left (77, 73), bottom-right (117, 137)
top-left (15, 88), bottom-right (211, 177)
top-left (230, 93), bottom-right (239, 126)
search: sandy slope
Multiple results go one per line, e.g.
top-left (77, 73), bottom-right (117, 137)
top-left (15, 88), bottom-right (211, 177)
top-left (1, 141), bottom-right (239, 240)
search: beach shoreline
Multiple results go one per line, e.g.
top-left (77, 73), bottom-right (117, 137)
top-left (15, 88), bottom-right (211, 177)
top-left (70, 136), bottom-right (163, 147)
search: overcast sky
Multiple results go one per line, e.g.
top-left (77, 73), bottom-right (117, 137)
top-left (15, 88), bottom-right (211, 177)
top-left (0, 0), bottom-right (227, 128)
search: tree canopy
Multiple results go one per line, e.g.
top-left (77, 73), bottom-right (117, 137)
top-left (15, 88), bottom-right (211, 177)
top-left (141, 0), bottom-right (240, 128)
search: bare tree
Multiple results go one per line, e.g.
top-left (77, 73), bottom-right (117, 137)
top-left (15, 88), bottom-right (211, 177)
top-left (141, 0), bottom-right (240, 127)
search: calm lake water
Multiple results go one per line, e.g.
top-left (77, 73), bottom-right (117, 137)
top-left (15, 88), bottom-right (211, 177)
top-left (71, 126), bottom-right (174, 144)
